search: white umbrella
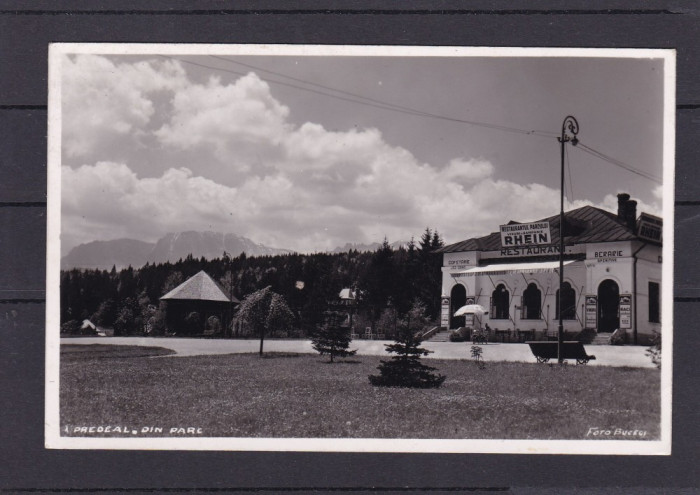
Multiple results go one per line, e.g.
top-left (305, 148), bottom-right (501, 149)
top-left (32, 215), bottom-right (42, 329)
top-left (453, 304), bottom-right (489, 317)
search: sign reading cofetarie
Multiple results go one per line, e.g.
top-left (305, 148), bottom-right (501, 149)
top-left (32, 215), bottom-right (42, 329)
top-left (500, 222), bottom-right (551, 247)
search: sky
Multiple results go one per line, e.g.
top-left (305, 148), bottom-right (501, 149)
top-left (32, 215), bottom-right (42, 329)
top-left (59, 49), bottom-right (667, 254)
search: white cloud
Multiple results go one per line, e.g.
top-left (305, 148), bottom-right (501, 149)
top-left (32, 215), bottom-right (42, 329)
top-left (63, 157), bottom-right (613, 254)
top-left (62, 54), bottom-right (187, 158)
top-left (61, 56), bottom-right (655, 254)
top-left (440, 158), bottom-right (495, 184)
top-left (154, 72), bottom-right (290, 169)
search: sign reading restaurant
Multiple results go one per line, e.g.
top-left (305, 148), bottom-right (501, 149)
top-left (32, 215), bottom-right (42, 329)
top-left (500, 221), bottom-right (551, 247)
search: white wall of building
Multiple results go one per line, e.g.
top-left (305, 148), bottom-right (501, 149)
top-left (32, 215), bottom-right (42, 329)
top-left (441, 240), bottom-right (662, 344)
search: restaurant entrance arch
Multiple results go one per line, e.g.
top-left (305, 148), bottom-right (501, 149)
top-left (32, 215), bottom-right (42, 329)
top-left (597, 279), bottom-right (620, 333)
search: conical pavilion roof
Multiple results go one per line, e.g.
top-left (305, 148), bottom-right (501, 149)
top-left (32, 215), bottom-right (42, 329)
top-left (160, 270), bottom-right (237, 303)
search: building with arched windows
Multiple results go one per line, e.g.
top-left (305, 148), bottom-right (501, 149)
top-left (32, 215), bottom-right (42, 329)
top-left (437, 194), bottom-right (662, 345)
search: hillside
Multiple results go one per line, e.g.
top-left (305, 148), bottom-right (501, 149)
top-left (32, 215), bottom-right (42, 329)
top-left (61, 231), bottom-right (290, 270)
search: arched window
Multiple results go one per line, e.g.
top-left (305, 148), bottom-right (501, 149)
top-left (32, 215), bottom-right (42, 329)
top-left (521, 283), bottom-right (542, 320)
top-left (556, 282), bottom-right (576, 320)
top-left (491, 284), bottom-right (510, 320)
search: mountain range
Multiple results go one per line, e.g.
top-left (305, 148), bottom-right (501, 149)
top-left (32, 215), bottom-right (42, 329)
top-left (61, 231), bottom-right (411, 271)
top-left (61, 231), bottom-right (291, 271)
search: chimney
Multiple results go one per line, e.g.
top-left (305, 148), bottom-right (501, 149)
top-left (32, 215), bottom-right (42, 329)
top-left (626, 200), bottom-right (637, 229)
top-left (617, 193), bottom-right (630, 218)
top-left (617, 193), bottom-right (637, 230)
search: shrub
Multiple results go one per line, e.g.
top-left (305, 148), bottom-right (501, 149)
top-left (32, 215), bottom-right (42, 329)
top-left (376, 307), bottom-right (398, 339)
top-left (112, 298), bottom-right (143, 336)
top-left (646, 330), bottom-right (661, 369)
top-left (148, 308), bottom-right (167, 335)
top-left (369, 320), bottom-right (446, 389)
top-left (610, 328), bottom-right (627, 345)
top-left (449, 327), bottom-right (470, 342)
top-left (60, 320), bottom-right (82, 335)
top-left (311, 312), bottom-right (357, 363)
top-left (470, 345), bottom-right (485, 370)
top-left (92, 299), bottom-right (118, 328)
top-left (206, 315), bottom-right (222, 334)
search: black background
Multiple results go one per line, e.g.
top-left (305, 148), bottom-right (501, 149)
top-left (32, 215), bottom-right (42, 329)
top-left (0, 2), bottom-right (698, 493)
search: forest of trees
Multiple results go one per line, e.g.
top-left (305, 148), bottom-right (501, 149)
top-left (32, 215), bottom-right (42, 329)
top-left (60, 228), bottom-right (445, 337)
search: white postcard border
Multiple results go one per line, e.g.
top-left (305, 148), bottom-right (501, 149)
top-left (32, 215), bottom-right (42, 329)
top-left (45, 43), bottom-right (675, 454)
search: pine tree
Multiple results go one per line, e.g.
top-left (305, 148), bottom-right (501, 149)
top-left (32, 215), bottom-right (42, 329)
top-left (431, 229), bottom-right (444, 250)
top-left (369, 300), bottom-right (445, 388)
top-left (413, 227), bottom-right (445, 319)
top-left (357, 238), bottom-right (396, 322)
top-left (311, 312), bottom-right (357, 363)
top-left (419, 227), bottom-right (432, 257)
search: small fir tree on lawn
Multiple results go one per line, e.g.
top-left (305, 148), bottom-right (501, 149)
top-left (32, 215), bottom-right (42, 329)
top-left (369, 300), bottom-right (446, 388)
top-left (470, 345), bottom-right (485, 370)
top-left (311, 312), bottom-right (357, 363)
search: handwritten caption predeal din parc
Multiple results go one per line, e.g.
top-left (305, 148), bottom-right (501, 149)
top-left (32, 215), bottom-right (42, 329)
top-left (65, 425), bottom-right (203, 435)
top-left (65, 425), bottom-right (650, 440)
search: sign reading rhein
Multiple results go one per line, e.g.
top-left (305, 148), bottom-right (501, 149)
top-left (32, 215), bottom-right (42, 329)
top-left (500, 221), bottom-right (551, 247)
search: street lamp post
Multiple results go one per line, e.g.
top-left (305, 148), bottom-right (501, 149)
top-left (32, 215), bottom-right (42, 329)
top-left (223, 250), bottom-right (234, 338)
top-left (557, 116), bottom-right (579, 363)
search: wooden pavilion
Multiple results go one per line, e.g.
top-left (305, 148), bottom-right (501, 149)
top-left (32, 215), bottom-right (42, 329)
top-left (160, 270), bottom-right (239, 336)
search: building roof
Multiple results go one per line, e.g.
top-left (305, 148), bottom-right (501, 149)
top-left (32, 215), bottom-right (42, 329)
top-left (81, 319), bottom-right (97, 330)
top-left (160, 270), bottom-right (239, 303)
top-left (339, 288), bottom-right (356, 300)
top-left (437, 205), bottom-right (643, 254)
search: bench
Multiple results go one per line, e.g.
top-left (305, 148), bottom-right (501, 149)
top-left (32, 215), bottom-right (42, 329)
top-left (527, 341), bottom-right (596, 365)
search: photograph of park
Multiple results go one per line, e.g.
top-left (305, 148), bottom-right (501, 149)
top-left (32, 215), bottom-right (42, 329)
top-left (46, 44), bottom-right (673, 453)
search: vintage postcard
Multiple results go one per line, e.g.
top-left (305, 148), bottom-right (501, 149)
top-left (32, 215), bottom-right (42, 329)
top-left (46, 44), bottom-right (674, 454)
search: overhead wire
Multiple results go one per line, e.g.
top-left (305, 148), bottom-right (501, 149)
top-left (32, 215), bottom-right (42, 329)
top-left (575, 141), bottom-right (662, 184)
top-left (158, 55), bottom-right (429, 116)
top-left (210, 55), bottom-right (561, 138)
top-left (210, 55), bottom-right (439, 116)
top-left (159, 54), bottom-right (662, 186)
top-left (159, 54), bottom-right (558, 139)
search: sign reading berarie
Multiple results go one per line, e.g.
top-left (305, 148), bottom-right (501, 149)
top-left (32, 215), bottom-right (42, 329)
top-left (500, 221), bottom-right (551, 247)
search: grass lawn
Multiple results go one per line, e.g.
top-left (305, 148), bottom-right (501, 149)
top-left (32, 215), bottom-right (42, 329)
top-left (60, 345), bottom-right (660, 440)
top-left (60, 343), bottom-right (176, 359)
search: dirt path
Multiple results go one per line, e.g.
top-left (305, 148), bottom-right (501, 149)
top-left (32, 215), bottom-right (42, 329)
top-left (60, 337), bottom-right (656, 368)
